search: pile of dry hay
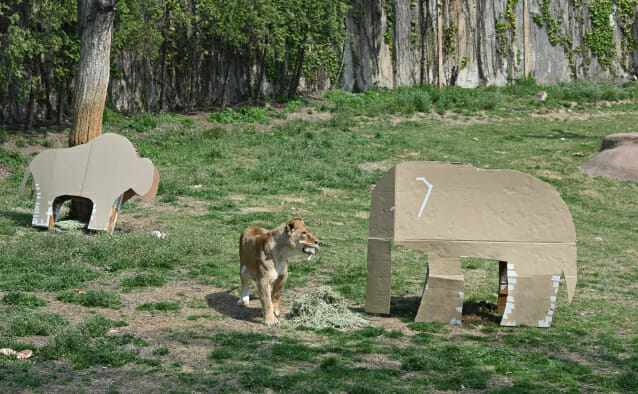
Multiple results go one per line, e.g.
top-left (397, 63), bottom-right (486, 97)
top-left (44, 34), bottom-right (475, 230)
top-left (287, 286), bottom-right (369, 330)
top-left (53, 220), bottom-right (86, 231)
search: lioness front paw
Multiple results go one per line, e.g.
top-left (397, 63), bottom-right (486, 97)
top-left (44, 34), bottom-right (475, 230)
top-left (264, 316), bottom-right (280, 326)
top-left (237, 296), bottom-right (249, 306)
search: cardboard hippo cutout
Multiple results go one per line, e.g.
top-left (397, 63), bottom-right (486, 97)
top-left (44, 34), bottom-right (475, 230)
top-left (20, 133), bottom-right (159, 233)
top-left (366, 162), bottom-right (577, 327)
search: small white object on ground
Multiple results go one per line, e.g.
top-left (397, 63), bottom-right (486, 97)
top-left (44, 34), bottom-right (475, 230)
top-left (151, 230), bottom-right (167, 239)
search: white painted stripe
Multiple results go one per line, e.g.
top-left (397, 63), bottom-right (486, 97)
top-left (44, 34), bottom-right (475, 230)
top-left (415, 177), bottom-right (433, 218)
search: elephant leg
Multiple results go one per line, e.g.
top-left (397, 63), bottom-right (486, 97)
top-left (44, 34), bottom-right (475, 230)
top-left (497, 261), bottom-right (508, 314)
top-left (365, 238), bottom-right (393, 314)
top-left (500, 260), bottom-right (559, 327)
top-left (416, 255), bottom-right (464, 325)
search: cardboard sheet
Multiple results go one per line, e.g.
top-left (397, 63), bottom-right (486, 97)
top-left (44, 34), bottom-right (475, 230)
top-left (20, 133), bottom-right (159, 233)
top-left (365, 162), bottom-right (577, 327)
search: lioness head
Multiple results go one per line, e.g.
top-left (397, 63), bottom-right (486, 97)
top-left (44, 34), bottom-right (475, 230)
top-left (285, 217), bottom-right (320, 260)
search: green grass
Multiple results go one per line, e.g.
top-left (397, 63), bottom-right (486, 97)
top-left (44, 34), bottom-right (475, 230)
top-left (136, 301), bottom-right (181, 312)
top-left (1, 307), bottom-right (68, 336)
top-left (0, 81), bottom-right (636, 391)
top-left (56, 289), bottom-right (122, 309)
top-left (2, 292), bottom-right (48, 308)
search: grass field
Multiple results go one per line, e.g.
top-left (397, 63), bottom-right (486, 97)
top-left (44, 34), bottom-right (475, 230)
top-left (0, 80), bottom-right (637, 392)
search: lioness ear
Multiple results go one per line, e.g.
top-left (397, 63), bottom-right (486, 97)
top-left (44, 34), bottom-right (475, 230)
top-left (287, 220), bottom-right (295, 233)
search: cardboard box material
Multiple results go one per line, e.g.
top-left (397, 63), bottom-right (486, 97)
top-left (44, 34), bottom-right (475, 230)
top-left (366, 162), bottom-right (577, 327)
top-left (20, 133), bottom-right (159, 234)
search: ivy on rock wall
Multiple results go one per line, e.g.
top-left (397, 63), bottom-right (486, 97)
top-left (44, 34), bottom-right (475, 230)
top-left (1, 0), bottom-right (638, 126)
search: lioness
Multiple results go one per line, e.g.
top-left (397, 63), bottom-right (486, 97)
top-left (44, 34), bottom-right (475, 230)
top-left (238, 217), bottom-right (319, 326)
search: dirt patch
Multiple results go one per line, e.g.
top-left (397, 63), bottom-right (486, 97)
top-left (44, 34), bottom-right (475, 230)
top-left (10, 280), bottom-right (273, 353)
top-left (240, 206), bottom-right (275, 214)
top-left (0, 165), bottom-right (11, 181)
top-left (358, 161), bottom-right (389, 172)
top-left (1, 131), bottom-right (68, 157)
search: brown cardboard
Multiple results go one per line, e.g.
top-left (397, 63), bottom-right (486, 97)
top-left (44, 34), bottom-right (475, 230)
top-left (365, 162), bottom-right (577, 327)
top-left (20, 133), bottom-right (159, 234)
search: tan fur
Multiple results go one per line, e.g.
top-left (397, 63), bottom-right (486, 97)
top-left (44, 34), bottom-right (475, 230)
top-left (238, 217), bottom-right (319, 326)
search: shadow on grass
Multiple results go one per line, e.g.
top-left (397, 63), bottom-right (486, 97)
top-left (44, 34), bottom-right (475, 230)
top-left (386, 296), bottom-right (420, 320)
top-left (383, 296), bottom-right (502, 325)
top-left (523, 128), bottom-right (597, 140)
top-left (205, 291), bottom-right (262, 324)
top-left (462, 300), bottom-right (502, 325)
top-left (1, 210), bottom-right (33, 227)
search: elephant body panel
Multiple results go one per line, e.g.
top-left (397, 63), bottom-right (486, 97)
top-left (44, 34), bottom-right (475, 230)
top-left (21, 133), bottom-right (159, 233)
top-left (365, 162), bottom-right (577, 328)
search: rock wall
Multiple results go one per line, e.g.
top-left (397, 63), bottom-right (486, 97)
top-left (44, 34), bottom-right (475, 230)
top-left (2, 0), bottom-right (638, 125)
top-left (341, 0), bottom-right (638, 91)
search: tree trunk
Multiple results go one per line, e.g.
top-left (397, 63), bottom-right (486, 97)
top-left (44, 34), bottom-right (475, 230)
top-left (159, 1), bottom-right (171, 112)
top-left (288, 45), bottom-right (306, 98)
top-left (56, 78), bottom-right (66, 127)
top-left (25, 84), bottom-right (36, 131)
top-left (69, 0), bottom-right (116, 221)
top-left (68, 0), bottom-right (116, 147)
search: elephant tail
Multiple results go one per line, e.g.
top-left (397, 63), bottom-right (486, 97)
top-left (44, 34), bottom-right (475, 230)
top-left (19, 165), bottom-right (32, 197)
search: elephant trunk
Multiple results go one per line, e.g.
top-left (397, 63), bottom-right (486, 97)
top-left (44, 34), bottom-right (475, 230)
top-left (138, 166), bottom-right (160, 202)
top-left (19, 166), bottom-right (32, 196)
top-left (562, 247), bottom-right (578, 303)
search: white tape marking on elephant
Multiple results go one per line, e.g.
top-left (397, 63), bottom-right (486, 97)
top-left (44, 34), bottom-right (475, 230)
top-left (415, 177), bottom-right (433, 218)
top-left (538, 320), bottom-right (550, 328)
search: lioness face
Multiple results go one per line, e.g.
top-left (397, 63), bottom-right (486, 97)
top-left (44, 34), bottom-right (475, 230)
top-left (286, 217), bottom-right (320, 260)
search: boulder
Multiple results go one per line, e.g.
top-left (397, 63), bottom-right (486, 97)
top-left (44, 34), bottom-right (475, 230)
top-left (600, 132), bottom-right (638, 150)
top-left (580, 133), bottom-right (638, 182)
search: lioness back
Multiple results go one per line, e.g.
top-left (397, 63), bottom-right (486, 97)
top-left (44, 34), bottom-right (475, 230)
top-left (239, 226), bottom-right (268, 277)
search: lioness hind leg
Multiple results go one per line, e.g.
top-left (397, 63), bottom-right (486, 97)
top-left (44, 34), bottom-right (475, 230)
top-left (237, 265), bottom-right (251, 306)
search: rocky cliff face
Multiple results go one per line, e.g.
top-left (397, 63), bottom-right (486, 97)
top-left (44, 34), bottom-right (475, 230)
top-left (2, 1), bottom-right (638, 124)
top-left (342, 0), bottom-right (638, 91)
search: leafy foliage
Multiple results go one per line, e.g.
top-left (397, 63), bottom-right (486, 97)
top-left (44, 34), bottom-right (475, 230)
top-left (0, 0), bottom-right (77, 108)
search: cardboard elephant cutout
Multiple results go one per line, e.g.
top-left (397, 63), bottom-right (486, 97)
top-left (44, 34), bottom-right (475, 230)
top-left (366, 162), bottom-right (577, 327)
top-left (20, 133), bottom-right (159, 233)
